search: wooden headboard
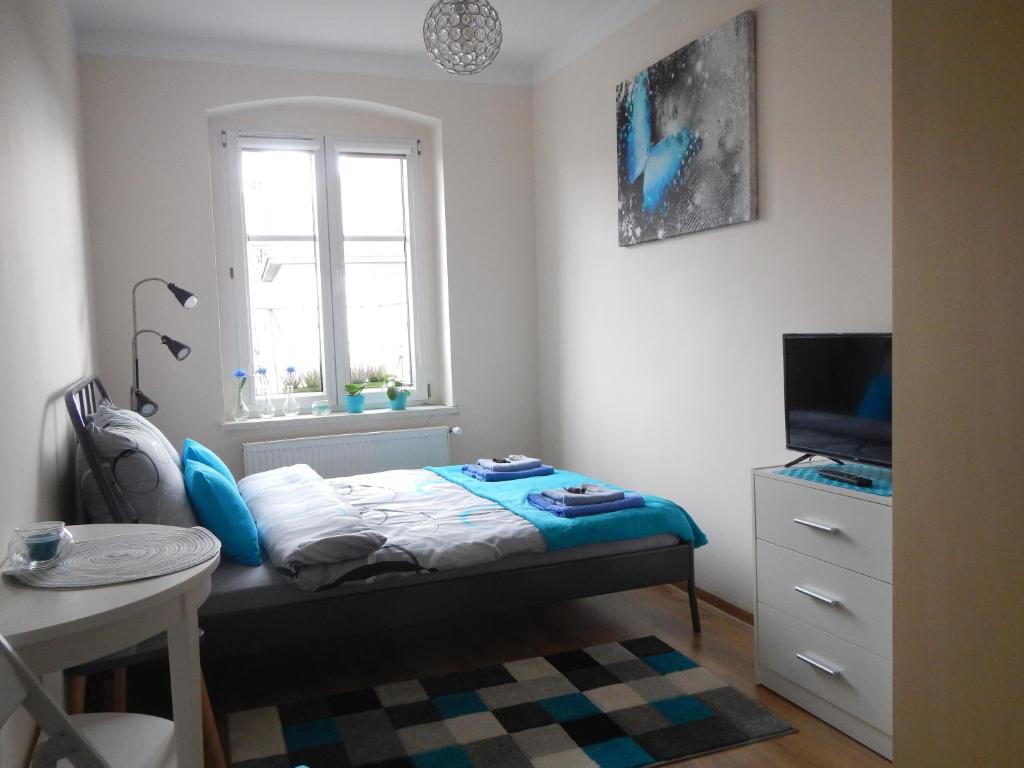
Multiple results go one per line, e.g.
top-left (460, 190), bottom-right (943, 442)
top-left (64, 376), bottom-right (136, 524)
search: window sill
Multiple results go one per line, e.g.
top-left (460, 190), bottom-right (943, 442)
top-left (221, 404), bottom-right (460, 433)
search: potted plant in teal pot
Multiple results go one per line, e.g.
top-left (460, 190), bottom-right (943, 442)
top-left (386, 377), bottom-right (409, 410)
top-left (345, 382), bottom-right (366, 413)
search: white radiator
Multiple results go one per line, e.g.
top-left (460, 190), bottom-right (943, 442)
top-left (242, 427), bottom-right (451, 478)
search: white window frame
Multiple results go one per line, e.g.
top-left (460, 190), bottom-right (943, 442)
top-left (221, 129), bottom-right (431, 415)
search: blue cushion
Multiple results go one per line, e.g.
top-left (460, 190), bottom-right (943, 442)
top-left (182, 439), bottom-right (235, 485)
top-left (183, 460), bottom-right (260, 566)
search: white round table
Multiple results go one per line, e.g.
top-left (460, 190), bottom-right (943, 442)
top-left (0, 524), bottom-right (219, 768)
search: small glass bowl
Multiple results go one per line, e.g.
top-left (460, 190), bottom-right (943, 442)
top-left (311, 400), bottom-right (332, 416)
top-left (7, 521), bottom-right (74, 571)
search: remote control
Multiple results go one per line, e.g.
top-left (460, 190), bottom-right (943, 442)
top-left (818, 467), bottom-right (873, 487)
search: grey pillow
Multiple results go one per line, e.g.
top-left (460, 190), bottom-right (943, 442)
top-left (76, 403), bottom-right (197, 527)
top-left (98, 405), bottom-right (182, 468)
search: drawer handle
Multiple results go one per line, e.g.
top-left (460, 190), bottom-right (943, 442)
top-left (794, 585), bottom-right (840, 607)
top-left (796, 652), bottom-right (842, 677)
top-left (792, 517), bottom-right (839, 534)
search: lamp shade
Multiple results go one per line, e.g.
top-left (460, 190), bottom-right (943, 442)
top-left (133, 388), bottom-right (159, 417)
top-left (167, 282), bottom-right (198, 309)
top-left (161, 335), bottom-right (191, 361)
top-left (424, 0), bottom-right (502, 76)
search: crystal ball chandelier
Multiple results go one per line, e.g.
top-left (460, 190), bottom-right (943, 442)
top-left (423, 1), bottom-right (502, 76)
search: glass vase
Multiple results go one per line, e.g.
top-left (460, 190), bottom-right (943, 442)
top-left (231, 387), bottom-right (250, 421)
top-left (282, 385), bottom-right (301, 416)
top-left (257, 391), bottom-right (276, 419)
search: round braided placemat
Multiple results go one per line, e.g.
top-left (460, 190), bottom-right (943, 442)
top-left (3, 527), bottom-right (220, 589)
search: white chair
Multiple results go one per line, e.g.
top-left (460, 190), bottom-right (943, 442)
top-left (1, 633), bottom-right (175, 768)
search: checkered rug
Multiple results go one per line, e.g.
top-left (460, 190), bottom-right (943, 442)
top-left (228, 636), bottom-right (793, 767)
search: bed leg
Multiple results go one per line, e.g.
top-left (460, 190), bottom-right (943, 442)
top-left (687, 542), bottom-right (702, 634)
top-left (66, 674), bottom-right (87, 715)
top-left (202, 671), bottom-right (228, 768)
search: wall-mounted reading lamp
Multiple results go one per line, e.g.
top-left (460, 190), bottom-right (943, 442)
top-left (131, 277), bottom-right (198, 416)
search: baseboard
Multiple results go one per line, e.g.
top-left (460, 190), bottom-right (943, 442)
top-left (674, 582), bottom-right (753, 625)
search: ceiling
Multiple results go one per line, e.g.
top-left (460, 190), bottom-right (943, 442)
top-left (65, 0), bottom-right (647, 83)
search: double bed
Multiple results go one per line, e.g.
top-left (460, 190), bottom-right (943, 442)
top-left (66, 377), bottom-right (705, 660)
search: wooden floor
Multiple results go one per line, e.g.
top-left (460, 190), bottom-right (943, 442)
top-left (198, 584), bottom-right (890, 768)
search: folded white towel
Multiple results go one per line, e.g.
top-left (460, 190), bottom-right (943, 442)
top-left (477, 455), bottom-right (543, 472)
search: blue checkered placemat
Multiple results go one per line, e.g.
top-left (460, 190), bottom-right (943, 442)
top-left (774, 463), bottom-right (892, 497)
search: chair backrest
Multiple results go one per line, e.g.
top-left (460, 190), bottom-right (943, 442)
top-left (64, 377), bottom-right (137, 524)
top-left (0, 639), bottom-right (30, 725)
top-left (0, 634), bottom-right (110, 768)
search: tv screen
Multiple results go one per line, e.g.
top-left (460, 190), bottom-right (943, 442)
top-left (783, 333), bottom-right (892, 467)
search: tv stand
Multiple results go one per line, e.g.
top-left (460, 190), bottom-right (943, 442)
top-left (753, 466), bottom-right (892, 758)
top-left (784, 453), bottom-right (845, 468)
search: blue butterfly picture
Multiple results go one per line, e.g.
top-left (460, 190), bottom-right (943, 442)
top-left (616, 11), bottom-right (757, 246)
top-left (622, 69), bottom-right (704, 216)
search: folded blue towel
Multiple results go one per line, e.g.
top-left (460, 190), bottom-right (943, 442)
top-left (477, 456), bottom-right (543, 472)
top-left (462, 464), bottom-right (554, 482)
top-left (528, 492), bottom-right (645, 518)
top-left (542, 484), bottom-right (625, 506)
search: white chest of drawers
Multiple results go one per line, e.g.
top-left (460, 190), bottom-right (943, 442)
top-left (753, 466), bottom-right (892, 759)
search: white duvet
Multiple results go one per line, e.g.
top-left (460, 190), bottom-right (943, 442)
top-left (242, 466), bottom-right (546, 591)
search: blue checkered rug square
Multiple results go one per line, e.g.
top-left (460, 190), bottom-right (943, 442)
top-left (228, 636), bottom-right (794, 767)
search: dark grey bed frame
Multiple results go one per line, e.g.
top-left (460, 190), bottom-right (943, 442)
top-left (65, 377), bottom-right (701, 658)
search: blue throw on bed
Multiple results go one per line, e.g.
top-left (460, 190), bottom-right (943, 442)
top-left (426, 465), bottom-right (707, 551)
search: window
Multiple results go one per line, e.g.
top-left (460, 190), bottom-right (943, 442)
top-left (223, 132), bottom-right (429, 412)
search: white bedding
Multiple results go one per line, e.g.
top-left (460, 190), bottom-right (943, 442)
top-left (243, 466), bottom-right (546, 591)
top-left (239, 464), bottom-right (389, 589)
top-left (328, 468), bottom-right (546, 570)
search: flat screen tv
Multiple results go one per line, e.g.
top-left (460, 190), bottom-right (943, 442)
top-left (783, 333), bottom-right (892, 467)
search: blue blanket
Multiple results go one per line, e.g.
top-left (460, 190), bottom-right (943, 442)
top-left (427, 465), bottom-right (707, 551)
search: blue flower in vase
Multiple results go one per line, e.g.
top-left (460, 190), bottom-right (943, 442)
top-left (282, 366), bottom-right (301, 416)
top-left (283, 366), bottom-right (298, 389)
top-left (229, 368), bottom-right (250, 421)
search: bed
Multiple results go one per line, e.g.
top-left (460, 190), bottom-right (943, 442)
top-left (66, 377), bottom-right (705, 659)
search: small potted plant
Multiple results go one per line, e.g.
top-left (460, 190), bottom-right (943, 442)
top-left (345, 381), bottom-right (367, 413)
top-left (386, 377), bottom-right (409, 411)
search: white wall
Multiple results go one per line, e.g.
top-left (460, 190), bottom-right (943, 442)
top-left (78, 54), bottom-right (539, 476)
top-left (0, 0), bottom-right (94, 762)
top-left (533, 0), bottom-right (892, 610)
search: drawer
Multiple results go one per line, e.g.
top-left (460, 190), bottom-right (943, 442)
top-left (757, 603), bottom-right (892, 734)
top-left (756, 540), bottom-right (891, 658)
top-left (754, 475), bottom-right (891, 581)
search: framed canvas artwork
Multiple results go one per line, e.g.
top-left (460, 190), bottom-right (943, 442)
top-left (617, 11), bottom-right (757, 246)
